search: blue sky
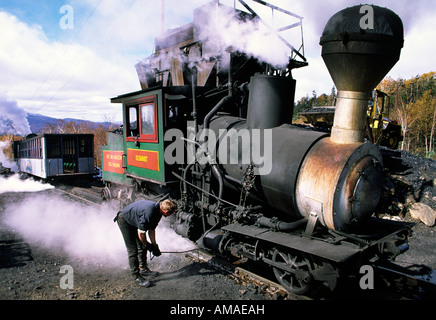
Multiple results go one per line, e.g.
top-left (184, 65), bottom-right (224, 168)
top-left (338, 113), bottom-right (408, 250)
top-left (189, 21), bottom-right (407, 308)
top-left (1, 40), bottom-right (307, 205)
top-left (0, 0), bottom-right (91, 41)
top-left (0, 0), bottom-right (435, 124)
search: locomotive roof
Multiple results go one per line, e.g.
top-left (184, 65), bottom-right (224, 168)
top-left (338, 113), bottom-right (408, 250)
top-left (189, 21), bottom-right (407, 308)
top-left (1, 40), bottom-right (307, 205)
top-left (110, 85), bottom-right (209, 104)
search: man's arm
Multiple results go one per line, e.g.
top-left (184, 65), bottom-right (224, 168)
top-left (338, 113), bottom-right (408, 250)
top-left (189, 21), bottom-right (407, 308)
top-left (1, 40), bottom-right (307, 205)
top-left (137, 230), bottom-right (150, 247)
top-left (137, 229), bottom-right (160, 256)
top-left (147, 229), bottom-right (161, 256)
top-left (148, 229), bottom-right (157, 244)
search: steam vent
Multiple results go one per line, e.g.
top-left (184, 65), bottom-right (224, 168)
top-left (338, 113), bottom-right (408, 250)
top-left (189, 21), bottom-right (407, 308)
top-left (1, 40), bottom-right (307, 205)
top-left (319, 5), bottom-right (404, 144)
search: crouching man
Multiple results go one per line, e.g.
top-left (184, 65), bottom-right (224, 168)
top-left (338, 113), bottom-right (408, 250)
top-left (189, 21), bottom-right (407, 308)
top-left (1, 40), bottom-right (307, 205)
top-left (115, 199), bottom-right (178, 287)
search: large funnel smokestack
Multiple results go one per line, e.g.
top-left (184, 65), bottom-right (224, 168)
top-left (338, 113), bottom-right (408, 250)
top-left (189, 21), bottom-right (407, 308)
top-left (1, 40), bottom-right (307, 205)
top-left (320, 5), bottom-right (403, 144)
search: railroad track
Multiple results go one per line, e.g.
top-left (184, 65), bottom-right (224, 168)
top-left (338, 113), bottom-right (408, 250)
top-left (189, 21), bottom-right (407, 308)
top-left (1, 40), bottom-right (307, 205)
top-left (53, 184), bottom-right (436, 300)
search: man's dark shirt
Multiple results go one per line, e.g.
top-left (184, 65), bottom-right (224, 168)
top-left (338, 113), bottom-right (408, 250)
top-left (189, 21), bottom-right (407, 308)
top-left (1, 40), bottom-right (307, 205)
top-left (120, 200), bottom-right (162, 232)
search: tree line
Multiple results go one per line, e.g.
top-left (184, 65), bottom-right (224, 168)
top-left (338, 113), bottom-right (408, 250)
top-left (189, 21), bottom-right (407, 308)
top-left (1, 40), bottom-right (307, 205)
top-left (294, 71), bottom-right (436, 158)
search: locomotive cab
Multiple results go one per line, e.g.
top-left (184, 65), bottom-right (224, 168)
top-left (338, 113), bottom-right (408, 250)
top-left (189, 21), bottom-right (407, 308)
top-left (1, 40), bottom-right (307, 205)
top-left (103, 87), bottom-right (191, 191)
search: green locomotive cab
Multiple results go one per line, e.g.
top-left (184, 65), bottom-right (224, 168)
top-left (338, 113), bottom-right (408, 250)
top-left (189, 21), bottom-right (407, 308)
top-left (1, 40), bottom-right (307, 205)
top-left (101, 87), bottom-right (194, 202)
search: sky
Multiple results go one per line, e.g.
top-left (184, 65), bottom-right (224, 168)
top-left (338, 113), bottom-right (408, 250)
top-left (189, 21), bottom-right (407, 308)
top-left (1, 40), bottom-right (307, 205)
top-left (0, 0), bottom-right (435, 124)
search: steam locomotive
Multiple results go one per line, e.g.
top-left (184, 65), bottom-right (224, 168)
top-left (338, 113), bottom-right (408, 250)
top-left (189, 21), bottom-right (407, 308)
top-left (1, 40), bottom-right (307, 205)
top-left (101, 2), bottom-right (410, 294)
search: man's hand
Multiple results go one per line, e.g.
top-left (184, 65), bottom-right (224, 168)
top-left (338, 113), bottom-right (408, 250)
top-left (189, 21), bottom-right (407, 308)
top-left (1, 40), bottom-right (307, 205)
top-left (137, 230), bottom-right (149, 247)
top-left (137, 229), bottom-right (161, 256)
top-left (150, 243), bottom-right (161, 256)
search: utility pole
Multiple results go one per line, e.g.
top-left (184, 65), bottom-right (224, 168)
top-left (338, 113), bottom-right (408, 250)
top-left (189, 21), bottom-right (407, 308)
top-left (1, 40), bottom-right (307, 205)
top-left (160, 0), bottom-right (165, 36)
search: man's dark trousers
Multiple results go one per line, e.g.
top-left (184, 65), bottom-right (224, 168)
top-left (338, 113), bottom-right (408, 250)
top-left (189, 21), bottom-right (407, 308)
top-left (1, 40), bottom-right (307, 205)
top-left (117, 214), bottom-right (147, 276)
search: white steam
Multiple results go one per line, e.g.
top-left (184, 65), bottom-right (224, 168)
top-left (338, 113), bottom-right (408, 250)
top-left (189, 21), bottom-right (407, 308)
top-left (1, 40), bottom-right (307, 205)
top-left (198, 5), bottom-right (290, 67)
top-left (0, 140), bottom-right (54, 192)
top-left (0, 174), bottom-right (54, 193)
top-left (0, 140), bottom-right (18, 172)
top-left (4, 195), bottom-right (126, 267)
top-left (0, 90), bottom-right (31, 136)
top-left (4, 194), bottom-right (196, 269)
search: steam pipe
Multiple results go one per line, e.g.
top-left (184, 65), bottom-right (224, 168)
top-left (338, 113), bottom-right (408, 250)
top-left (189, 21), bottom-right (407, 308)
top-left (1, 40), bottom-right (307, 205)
top-left (256, 216), bottom-right (307, 231)
top-left (203, 95), bottom-right (233, 133)
top-left (183, 162), bottom-right (195, 196)
top-left (191, 65), bottom-right (198, 136)
top-left (228, 55), bottom-right (233, 96)
top-left (204, 47), bottom-right (234, 133)
top-left (181, 138), bottom-right (224, 203)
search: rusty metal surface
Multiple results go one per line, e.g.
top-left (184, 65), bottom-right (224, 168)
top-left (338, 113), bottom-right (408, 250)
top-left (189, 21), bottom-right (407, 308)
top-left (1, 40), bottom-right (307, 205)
top-left (296, 139), bottom-right (383, 231)
top-left (330, 91), bottom-right (370, 144)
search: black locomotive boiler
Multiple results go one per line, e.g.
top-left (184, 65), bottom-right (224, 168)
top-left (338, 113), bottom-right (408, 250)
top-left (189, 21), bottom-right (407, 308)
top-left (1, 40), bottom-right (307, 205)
top-left (102, 2), bottom-right (410, 294)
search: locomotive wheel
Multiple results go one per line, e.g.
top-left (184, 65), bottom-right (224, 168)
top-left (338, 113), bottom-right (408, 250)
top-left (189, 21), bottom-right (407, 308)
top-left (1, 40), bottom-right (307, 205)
top-left (272, 248), bottom-right (313, 295)
top-left (101, 187), bottom-right (112, 201)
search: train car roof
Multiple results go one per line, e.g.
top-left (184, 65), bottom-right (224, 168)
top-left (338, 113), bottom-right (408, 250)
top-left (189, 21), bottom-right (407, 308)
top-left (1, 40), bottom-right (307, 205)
top-left (20, 133), bottom-right (94, 141)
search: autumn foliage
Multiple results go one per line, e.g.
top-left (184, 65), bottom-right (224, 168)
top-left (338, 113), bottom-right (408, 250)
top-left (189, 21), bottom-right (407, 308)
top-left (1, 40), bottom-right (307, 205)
top-left (377, 72), bottom-right (436, 157)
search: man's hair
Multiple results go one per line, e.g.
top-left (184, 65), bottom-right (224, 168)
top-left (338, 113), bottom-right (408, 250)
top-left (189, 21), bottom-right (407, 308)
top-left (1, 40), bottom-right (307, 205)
top-left (160, 199), bottom-right (178, 214)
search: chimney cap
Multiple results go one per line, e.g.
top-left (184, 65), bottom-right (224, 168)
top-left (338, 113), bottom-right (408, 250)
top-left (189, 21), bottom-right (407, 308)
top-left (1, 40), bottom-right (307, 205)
top-left (319, 5), bottom-right (404, 92)
top-left (320, 5), bottom-right (403, 46)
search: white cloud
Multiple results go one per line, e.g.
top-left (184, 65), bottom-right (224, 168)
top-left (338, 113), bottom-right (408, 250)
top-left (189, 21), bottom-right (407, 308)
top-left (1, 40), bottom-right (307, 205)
top-left (0, 10), bottom-right (138, 122)
top-left (290, 0), bottom-right (436, 99)
top-left (389, 11), bottom-right (436, 79)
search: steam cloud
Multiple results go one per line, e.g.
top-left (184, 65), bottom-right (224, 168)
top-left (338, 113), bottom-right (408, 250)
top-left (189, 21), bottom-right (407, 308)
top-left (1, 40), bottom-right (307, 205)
top-left (0, 174), bottom-right (54, 193)
top-left (0, 140), bottom-right (18, 172)
top-left (3, 193), bottom-right (196, 269)
top-left (198, 5), bottom-right (290, 67)
top-left (0, 90), bottom-right (31, 136)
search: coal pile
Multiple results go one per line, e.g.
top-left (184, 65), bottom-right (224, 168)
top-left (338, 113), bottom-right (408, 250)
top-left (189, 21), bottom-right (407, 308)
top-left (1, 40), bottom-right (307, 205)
top-left (381, 147), bottom-right (436, 226)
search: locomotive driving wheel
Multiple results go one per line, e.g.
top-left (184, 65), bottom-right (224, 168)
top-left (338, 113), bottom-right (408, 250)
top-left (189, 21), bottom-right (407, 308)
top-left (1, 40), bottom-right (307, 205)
top-left (272, 248), bottom-right (314, 295)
